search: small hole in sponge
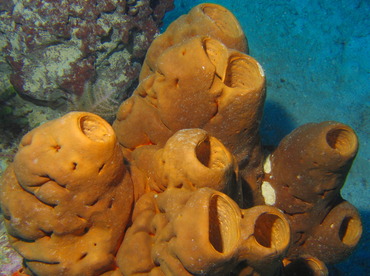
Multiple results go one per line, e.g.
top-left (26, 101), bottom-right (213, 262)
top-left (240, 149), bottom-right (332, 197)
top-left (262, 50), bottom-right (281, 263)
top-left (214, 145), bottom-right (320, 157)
top-left (326, 127), bottom-right (357, 156)
top-left (209, 194), bottom-right (239, 254)
top-left (254, 213), bottom-right (288, 248)
top-left (53, 145), bottom-right (61, 152)
top-left (79, 252), bottom-right (88, 260)
top-left (174, 78), bottom-right (180, 88)
top-left (40, 229), bottom-right (53, 237)
top-left (175, 183), bottom-right (183, 189)
top-left (98, 163), bottom-right (105, 173)
top-left (339, 216), bottom-right (362, 246)
top-left (79, 115), bottom-right (110, 142)
top-left (108, 198), bottom-right (114, 209)
top-left (195, 137), bottom-right (211, 167)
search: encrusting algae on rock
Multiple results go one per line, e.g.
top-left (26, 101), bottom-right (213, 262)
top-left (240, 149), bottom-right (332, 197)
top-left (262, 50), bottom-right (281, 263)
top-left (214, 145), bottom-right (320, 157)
top-left (0, 3), bottom-right (362, 276)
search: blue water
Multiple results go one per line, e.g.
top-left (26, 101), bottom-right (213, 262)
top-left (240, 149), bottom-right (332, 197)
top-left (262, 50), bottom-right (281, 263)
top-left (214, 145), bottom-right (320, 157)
top-left (164, 1), bottom-right (369, 274)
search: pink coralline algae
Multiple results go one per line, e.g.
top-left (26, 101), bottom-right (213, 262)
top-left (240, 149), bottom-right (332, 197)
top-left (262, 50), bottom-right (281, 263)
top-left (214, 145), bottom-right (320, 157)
top-left (0, 219), bottom-right (23, 275)
top-left (0, 0), bottom-right (174, 116)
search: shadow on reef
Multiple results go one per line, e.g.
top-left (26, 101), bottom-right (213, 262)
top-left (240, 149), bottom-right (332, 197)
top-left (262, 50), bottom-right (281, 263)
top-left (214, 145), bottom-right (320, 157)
top-left (0, 87), bottom-right (31, 170)
top-left (260, 100), bottom-right (296, 148)
top-left (330, 210), bottom-right (370, 275)
top-left (0, 87), bottom-right (28, 134)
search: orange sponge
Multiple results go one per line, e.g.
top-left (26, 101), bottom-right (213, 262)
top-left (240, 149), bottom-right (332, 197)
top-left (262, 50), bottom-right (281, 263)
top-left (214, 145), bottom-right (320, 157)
top-left (262, 121), bottom-right (362, 267)
top-left (117, 187), bottom-right (290, 275)
top-left (140, 3), bottom-right (248, 81)
top-left (114, 35), bottom-right (265, 163)
top-left (0, 112), bottom-right (133, 275)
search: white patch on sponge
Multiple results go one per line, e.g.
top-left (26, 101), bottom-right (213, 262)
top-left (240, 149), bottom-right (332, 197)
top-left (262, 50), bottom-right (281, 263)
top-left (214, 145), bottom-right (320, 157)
top-left (261, 181), bottom-right (276, 205)
top-left (263, 154), bottom-right (272, 174)
top-left (257, 62), bottom-right (265, 77)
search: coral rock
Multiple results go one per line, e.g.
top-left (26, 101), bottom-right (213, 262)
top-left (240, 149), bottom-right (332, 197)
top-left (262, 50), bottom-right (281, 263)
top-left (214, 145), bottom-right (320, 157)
top-left (1, 0), bottom-right (174, 114)
top-left (0, 112), bottom-right (133, 275)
